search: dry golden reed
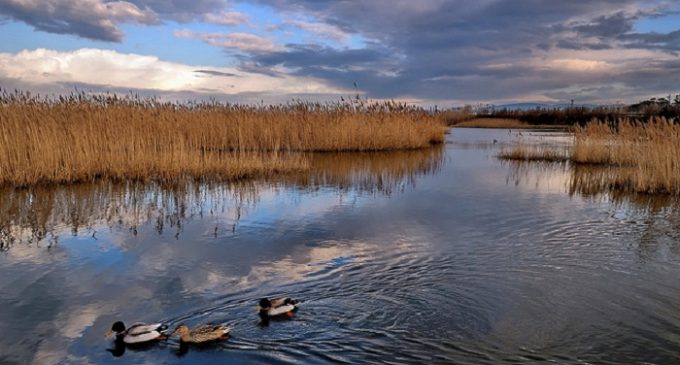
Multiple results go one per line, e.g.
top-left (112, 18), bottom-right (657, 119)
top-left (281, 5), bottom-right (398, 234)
top-left (0, 91), bottom-right (445, 186)
top-left (572, 118), bottom-right (680, 194)
top-left (498, 118), bottom-right (680, 194)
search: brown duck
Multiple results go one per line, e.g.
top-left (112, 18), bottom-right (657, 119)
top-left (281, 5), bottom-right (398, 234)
top-left (172, 324), bottom-right (231, 344)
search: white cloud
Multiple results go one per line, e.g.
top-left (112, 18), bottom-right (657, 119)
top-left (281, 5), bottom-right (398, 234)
top-left (174, 29), bottom-right (283, 53)
top-left (286, 20), bottom-right (351, 43)
top-left (544, 58), bottom-right (611, 72)
top-left (0, 48), bottom-right (347, 98)
top-left (203, 10), bottom-right (249, 26)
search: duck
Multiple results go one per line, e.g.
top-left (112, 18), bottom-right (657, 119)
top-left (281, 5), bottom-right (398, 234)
top-left (257, 297), bottom-right (298, 319)
top-left (106, 321), bottom-right (168, 345)
top-left (173, 324), bottom-right (231, 344)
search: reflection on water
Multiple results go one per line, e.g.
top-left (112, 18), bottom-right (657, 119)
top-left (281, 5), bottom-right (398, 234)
top-left (503, 159), bottom-right (680, 211)
top-left (0, 146), bottom-right (443, 249)
top-left (2, 131), bottom-right (680, 365)
top-left (503, 154), bottom-right (680, 273)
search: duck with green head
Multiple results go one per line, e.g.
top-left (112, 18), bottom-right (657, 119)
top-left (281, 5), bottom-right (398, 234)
top-left (257, 297), bottom-right (298, 323)
top-left (106, 321), bottom-right (169, 345)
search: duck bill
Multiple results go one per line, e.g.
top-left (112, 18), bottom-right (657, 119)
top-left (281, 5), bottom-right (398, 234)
top-left (255, 305), bottom-right (262, 312)
top-left (105, 329), bottom-right (113, 339)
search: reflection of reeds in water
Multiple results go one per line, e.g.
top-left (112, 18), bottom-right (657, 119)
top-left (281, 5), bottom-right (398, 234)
top-left (0, 91), bottom-right (445, 186)
top-left (0, 147), bottom-right (444, 249)
top-left (0, 181), bottom-right (261, 250)
top-left (503, 159), bottom-right (680, 212)
top-left (498, 142), bottom-right (570, 162)
top-left (505, 159), bottom-right (680, 254)
top-left (286, 146), bottom-right (445, 194)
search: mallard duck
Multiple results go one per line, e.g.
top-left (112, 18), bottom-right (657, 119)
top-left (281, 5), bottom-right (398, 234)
top-left (257, 297), bottom-right (298, 318)
top-left (173, 324), bottom-right (231, 344)
top-left (106, 321), bottom-right (168, 344)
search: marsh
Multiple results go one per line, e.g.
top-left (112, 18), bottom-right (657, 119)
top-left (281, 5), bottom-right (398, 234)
top-left (1, 130), bottom-right (679, 364)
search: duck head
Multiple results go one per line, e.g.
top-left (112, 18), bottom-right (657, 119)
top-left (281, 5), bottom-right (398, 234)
top-left (106, 321), bottom-right (126, 339)
top-left (257, 298), bottom-right (272, 315)
top-left (172, 324), bottom-right (193, 343)
top-left (172, 325), bottom-right (190, 337)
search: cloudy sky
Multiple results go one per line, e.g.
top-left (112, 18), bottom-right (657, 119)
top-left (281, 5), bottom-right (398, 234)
top-left (1, 0), bottom-right (679, 106)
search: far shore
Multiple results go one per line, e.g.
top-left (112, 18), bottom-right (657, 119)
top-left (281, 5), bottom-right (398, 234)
top-left (452, 118), bottom-right (570, 130)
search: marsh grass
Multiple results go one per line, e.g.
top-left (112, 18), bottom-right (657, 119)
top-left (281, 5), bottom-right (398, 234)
top-left (571, 118), bottom-right (680, 194)
top-left (0, 91), bottom-right (445, 186)
top-left (499, 118), bottom-right (680, 194)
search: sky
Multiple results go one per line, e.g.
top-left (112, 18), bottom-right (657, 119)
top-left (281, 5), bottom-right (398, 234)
top-left (0, 0), bottom-right (679, 106)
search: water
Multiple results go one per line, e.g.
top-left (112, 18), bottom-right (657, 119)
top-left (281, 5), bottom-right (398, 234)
top-left (1, 129), bottom-right (680, 364)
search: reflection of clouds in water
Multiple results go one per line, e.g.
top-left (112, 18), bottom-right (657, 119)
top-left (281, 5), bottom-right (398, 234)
top-left (33, 304), bottom-right (109, 365)
top-left (0, 149), bottom-right (447, 364)
top-left (58, 305), bottom-right (102, 339)
top-left (503, 162), bottom-right (572, 195)
top-left (3, 240), bottom-right (68, 264)
top-left (149, 240), bottom-right (376, 295)
top-left (237, 240), bottom-right (372, 288)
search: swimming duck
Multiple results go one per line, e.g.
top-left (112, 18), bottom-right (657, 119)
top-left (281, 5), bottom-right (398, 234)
top-left (106, 321), bottom-right (168, 345)
top-left (173, 324), bottom-right (231, 344)
top-left (257, 297), bottom-right (298, 319)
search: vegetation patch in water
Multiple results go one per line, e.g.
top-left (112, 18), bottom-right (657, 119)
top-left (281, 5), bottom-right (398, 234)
top-left (498, 118), bottom-right (680, 194)
top-left (0, 90), bottom-right (446, 187)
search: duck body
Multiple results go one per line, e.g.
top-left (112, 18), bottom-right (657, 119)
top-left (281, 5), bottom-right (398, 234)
top-left (258, 297), bottom-right (298, 318)
top-left (174, 324), bottom-right (231, 344)
top-left (108, 321), bottom-right (168, 345)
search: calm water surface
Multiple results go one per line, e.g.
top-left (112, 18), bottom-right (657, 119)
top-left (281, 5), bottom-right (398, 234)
top-left (1, 129), bottom-right (680, 364)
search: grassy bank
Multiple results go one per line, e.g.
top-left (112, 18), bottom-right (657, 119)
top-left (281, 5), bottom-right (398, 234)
top-left (0, 91), bottom-right (445, 186)
top-left (498, 118), bottom-right (680, 194)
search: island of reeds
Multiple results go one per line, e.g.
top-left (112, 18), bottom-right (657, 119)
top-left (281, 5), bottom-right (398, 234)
top-left (0, 90), bottom-right (446, 187)
top-left (498, 118), bottom-right (680, 195)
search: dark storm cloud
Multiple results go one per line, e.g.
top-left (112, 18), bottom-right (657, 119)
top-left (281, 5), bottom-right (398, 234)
top-left (621, 29), bottom-right (680, 50)
top-left (0, 0), bottom-right (226, 42)
top-left (3, 0), bottom-right (680, 103)
top-left (572, 11), bottom-right (636, 38)
top-left (0, 0), bottom-right (160, 42)
top-left (128, 0), bottom-right (228, 22)
top-left (243, 0), bottom-right (680, 103)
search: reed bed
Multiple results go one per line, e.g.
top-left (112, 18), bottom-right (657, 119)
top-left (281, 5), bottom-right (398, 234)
top-left (0, 91), bottom-right (445, 186)
top-left (571, 118), bottom-right (680, 194)
top-left (499, 118), bottom-right (680, 194)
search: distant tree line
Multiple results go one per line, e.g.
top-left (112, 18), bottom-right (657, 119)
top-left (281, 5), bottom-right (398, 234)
top-left (484, 94), bottom-right (680, 126)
